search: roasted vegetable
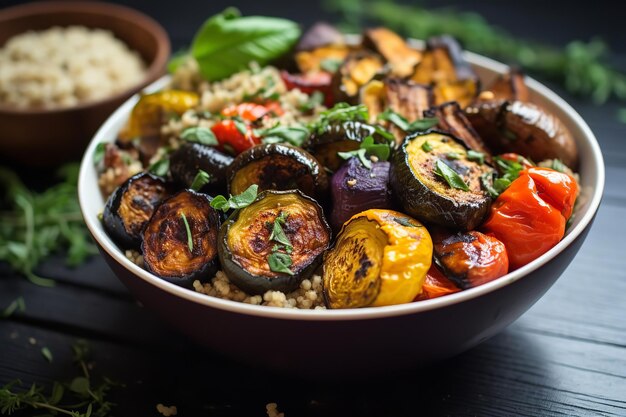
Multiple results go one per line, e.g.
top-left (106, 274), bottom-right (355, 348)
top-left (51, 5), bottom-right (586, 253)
top-left (411, 36), bottom-right (478, 108)
top-left (332, 51), bottom-right (385, 103)
top-left (227, 143), bottom-right (328, 199)
top-left (414, 264), bottom-right (461, 301)
top-left (390, 131), bottom-right (494, 230)
top-left (170, 143), bottom-right (234, 192)
top-left (294, 24), bottom-right (350, 74)
top-left (482, 68), bottom-right (529, 102)
top-left (295, 22), bottom-right (345, 52)
top-left (218, 190), bottom-right (331, 294)
top-left (481, 167), bottom-right (578, 270)
top-left (323, 209), bottom-right (432, 308)
top-left (211, 120), bottom-right (260, 155)
top-left (142, 190), bottom-right (221, 287)
top-left (424, 101), bottom-right (492, 162)
top-left (103, 172), bottom-right (171, 249)
top-left (281, 71), bottom-right (334, 107)
top-left (307, 120), bottom-right (388, 172)
top-left (466, 99), bottom-right (579, 168)
top-left (330, 157), bottom-right (392, 231)
top-left (362, 27), bottom-right (421, 77)
top-left (432, 229), bottom-right (509, 289)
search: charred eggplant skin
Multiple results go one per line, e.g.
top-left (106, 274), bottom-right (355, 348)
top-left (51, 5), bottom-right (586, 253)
top-left (227, 143), bottom-right (328, 199)
top-left (307, 120), bottom-right (388, 172)
top-left (170, 143), bottom-right (234, 193)
top-left (218, 190), bottom-right (331, 295)
top-left (390, 130), bottom-right (494, 231)
top-left (103, 172), bottom-right (171, 250)
top-left (142, 190), bottom-right (220, 288)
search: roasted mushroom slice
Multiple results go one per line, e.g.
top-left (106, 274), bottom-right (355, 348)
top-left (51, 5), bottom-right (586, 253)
top-left (103, 172), bottom-right (172, 249)
top-left (227, 143), bottom-right (328, 199)
top-left (323, 209), bottom-right (432, 308)
top-left (142, 190), bottom-right (220, 288)
top-left (332, 51), bottom-right (385, 104)
top-left (307, 121), bottom-right (389, 172)
top-left (362, 27), bottom-right (422, 77)
top-left (218, 190), bottom-right (331, 295)
top-left (170, 142), bottom-right (234, 193)
top-left (431, 229), bottom-right (509, 289)
top-left (481, 68), bottom-right (529, 102)
top-left (390, 131), bottom-right (494, 230)
top-left (465, 100), bottom-right (579, 168)
top-left (424, 101), bottom-right (492, 163)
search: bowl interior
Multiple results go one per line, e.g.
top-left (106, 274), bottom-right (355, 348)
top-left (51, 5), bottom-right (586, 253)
top-left (79, 50), bottom-right (605, 321)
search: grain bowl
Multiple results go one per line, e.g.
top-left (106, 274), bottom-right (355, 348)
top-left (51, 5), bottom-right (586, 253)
top-left (0, 1), bottom-right (170, 167)
top-left (78, 23), bottom-right (603, 375)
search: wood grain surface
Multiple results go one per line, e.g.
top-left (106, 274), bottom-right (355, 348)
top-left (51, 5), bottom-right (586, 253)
top-left (1, 1), bottom-right (625, 416)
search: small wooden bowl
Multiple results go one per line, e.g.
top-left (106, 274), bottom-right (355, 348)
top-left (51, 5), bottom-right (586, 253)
top-left (0, 1), bottom-right (170, 167)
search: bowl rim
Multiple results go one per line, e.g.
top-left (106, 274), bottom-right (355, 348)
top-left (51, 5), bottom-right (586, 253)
top-left (79, 48), bottom-right (605, 322)
top-left (0, 1), bottom-right (170, 115)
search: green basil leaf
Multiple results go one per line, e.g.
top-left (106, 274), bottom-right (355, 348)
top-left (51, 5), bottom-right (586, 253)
top-left (434, 159), bottom-right (469, 191)
top-left (93, 143), bottom-right (106, 165)
top-left (69, 376), bottom-right (90, 395)
top-left (191, 8), bottom-right (301, 81)
top-left (41, 347), bottom-right (53, 363)
top-left (210, 195), bottom-right (230, 211)
top-left (406, 117), bottom-right (439, 132)
top-left (190, 170), bottom-right (211, 191)
top-left (360, 136), bottom-right (391, 161)
top-left (378, 109), bottom-right (438, 133)
top-left (181, 126), bottom-right (218, 146)
top-left (148, 158), bottom-right (170, 177)
top-left (467, 150), bottom-right (485, 165)
top-left (311, 103), bottom-right (369, 134)
top-left (267, 252), bottom-right (294, 275)
top-left (181, 213), bottom-right (193, 252)
top-left (269, 211), bottom-right (292, 250)
top-left (480, 172), bottom-right (500, 198)
top-left (259, 125), bottom-right (309, 147)
top-left (228, 184), bottom-right (259, 209)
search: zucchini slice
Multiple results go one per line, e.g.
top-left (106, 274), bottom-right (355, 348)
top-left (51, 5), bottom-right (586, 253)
top-left (323, 209), bottom-right (432, 309)
top-left (142, 190), bottom-right (220, 288)
top-left (103, 172), bottom-right (171, 249)
top-left (227, 143), bottom-right (328, 199)
top-left (218, 190), bottom-right (331, 295)
top-left (390, 131), bottom-right (494, 230)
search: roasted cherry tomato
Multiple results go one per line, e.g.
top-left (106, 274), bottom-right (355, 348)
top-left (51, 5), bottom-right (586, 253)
top-left (221, 102), bottom-right (282, 121)
top-left (432, 230), bottom-right (509, 289)
top-left (280, 70), bottom-right (335, 107)
top-left (211, 120), bottom-right (261, 155)
top-left (481, 167), bottom-right (578, 270)
top-left (414, 264), bottom-right (461, 301)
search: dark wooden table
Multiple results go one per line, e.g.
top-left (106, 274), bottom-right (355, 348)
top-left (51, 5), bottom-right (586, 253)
top-left (1, 1), bottom-right (625, 416)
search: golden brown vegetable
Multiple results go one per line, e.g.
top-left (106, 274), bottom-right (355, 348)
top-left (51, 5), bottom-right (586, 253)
top-left (332, 51), bottom-right (385, 103)
top-left (482, 68), bottom-right (529, 102)
top-left (362, 27), bottom-right (422, 77)
top-left (323, 209), bottom-right (432, 308)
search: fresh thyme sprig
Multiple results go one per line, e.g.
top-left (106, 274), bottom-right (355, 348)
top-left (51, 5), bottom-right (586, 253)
top-left (325, 0), bottom-right (626, 105)
top-left (0, 164), bottom-right (97, 287)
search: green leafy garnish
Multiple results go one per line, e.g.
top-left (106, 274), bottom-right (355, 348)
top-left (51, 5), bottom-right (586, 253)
top-left (190, 169), bottom-right (211, 191)
top-left (0, 164), bottom-right (97, 287)
top-left (299, 91), bottom-right (325, 112)
top-left (320, 58), bottom-right (342, 72)
top-left (394, 217), bottom-right (418, 227)
top-left (210, 184), bottom-right (259, 212)
top-left (446, 152), bottom-right (461, 160)
top-left (338, 135), bottom-right (392, 169)
top-left (434, 159), bottom-right (469, 191)
top-left (148, 157), bottom-right (170, 177)
top-left (378, 109), bottom-right (439, 132)
top-left (467, 150), bottom-right (485, 165)
top-left (41, 347), bottom-right (53, 363)
top-left (550, 158), bottom-right (566, 173)
top-left (421, 141), bottom-right (433, 152)
top-left (257, 125), bottom-right (310, 147)
top-left (1, 297), bottom-right (25, 319)
top-left (480, 172), bottom-right (500, 199)
top-left (181, 213), bottom-right (193, 252)
top-left (93, 143), bottom-right (106, 165)
top-left (232, 117), bottom-right (248, 135)
top-left (181, 126), bottom-right (218, 146)
top-left (480, 156), bottom-right (526, 197)
top-left (187, 8), bottom-right (301, 81)
top-left (311, 103), bottom-right (369, 134)
top-left (269, 211), bottom-right (292, 250)
top-left (267, 252), bottom-right (294, 275)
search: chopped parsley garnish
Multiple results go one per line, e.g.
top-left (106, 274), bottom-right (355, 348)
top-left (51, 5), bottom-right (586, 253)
top-left (421, 141), bottom-right (433, 152)
top-left (181, 213), bottom-right (193, 252)
top-left (181, 126), bottom-right (218, 146)
top-left (190, 169), bottom-right (212, 191)
top-left (338, 135), bottom-right (392, 169)
top-left (210, 184), bottom-right (259, 212)
top-left (434, 159), bottom-right (470, 191)
top-left (257, 124), bottom-right (310, 147)
top-left (467, 150), bottom-right (485, 165)
top-left (148, 157), bottom-right (170, 177)
top-left (267, 252), bottom-right (294, 275)
top-left (269, 211), bottom-right (292, 251)
top-left (310, 103), bottom-right (369, 134)
top-left (377, 109), bottom-right (439, 132)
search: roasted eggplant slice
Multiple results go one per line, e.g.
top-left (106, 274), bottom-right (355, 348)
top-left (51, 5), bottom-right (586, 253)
top-left (170, 142), bottom-right (234, 193)
top-left (323, 209), bottom-right (432, 308)
top-left (103, 172), bottom-right (171, 249)
top-left (362, 27), bottom-right (422, 77)
top-left (465, 100), bottom-right (579, 168)
top-left (307, 121), bottom-right (388, 172)
top-left (227, 143), bottom-right (328, 199)
top-left (432, 229), bottom-right (509, 289)
top-left (218, 190), bottom-right (331, 295)
top-left (424, 101), bottom-right (492, 162)
top-left (330, 157), bottom-right (392, 231)
top-left (390, 131), bottom-right (494, 230)
top-left (386, 79), bottom-right (434, 144)
top-left (296, 22), bottom-right (345, 52)
top-left (411, 36), bottom-right (479, 108)
top-left (482, 68), bottom-right (529, 102)
top-left (142, 190), bottom-right (220, 288)
top-left (332, 51), bottom-right (385, 104)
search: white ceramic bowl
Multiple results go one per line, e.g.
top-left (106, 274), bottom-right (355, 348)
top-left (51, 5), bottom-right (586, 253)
top-left (79, 49), bottom-right (604, 376)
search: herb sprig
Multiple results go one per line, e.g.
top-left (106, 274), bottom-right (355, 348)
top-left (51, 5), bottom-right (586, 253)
top-left (0, 164), bottom-right (97, 286)
top-left (210, 184), bottom-right (259, 212)
top-left (378, 109), bottom-right (439, 133)
top-left (434, 159), bottom-right (470, 191)
top-left (267, 211), bottom-right (294, 275)
top-left (338, 135), bottom-right (392, 169)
